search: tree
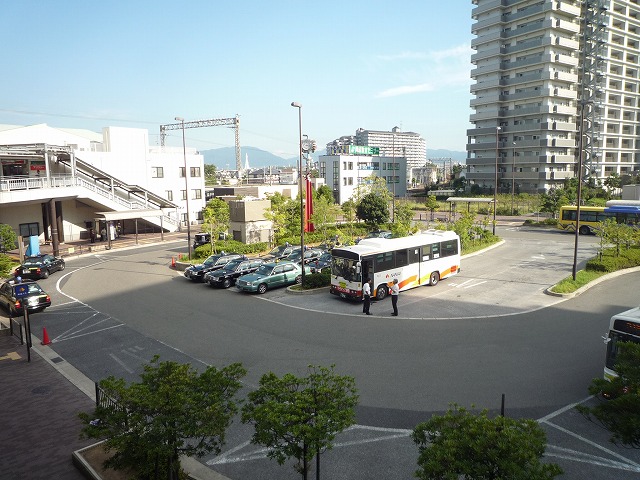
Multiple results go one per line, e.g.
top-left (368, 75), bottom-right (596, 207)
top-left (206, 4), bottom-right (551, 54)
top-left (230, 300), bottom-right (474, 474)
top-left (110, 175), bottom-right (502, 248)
top-left (412, 404), bottom-right (563, 480)
top-left (351, 174), bottom-right (392, 204)
top-left (79, 356), bottom-right (246, 480)
top-left (264, 192), bottom-right (300, 243)
top-left (425, 195), bottom-right (440, 221)
top-left (341, 199), bottom-right (357, 242)
top-left (356, 193), bottom-right (389, 229)
top-left (201, 198), bottom-right (230, 253)
top-left (390, 202), bottom-right (416, 238)
top-left (577, 341), bottom-right (640, 448)
top-left (315, 184), bottom-right (334, 205)
top-left (204, 164), bottom-right (217, 185)
top-left (310, 196), bottom-right (340, 244)
top-left (0, 224), bottom-right (17, 252)
top-left (242, 365), bottom-right (359, 480)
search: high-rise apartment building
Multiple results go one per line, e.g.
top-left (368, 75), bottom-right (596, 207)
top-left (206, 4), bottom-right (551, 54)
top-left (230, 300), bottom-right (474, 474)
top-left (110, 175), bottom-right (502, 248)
top-left (327, 127), bottom-right (427, 184)
top-left (467, 0), bottom-right (640, 194)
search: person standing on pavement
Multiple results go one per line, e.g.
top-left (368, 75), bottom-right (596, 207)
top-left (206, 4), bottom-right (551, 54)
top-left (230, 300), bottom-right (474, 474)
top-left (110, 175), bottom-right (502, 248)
top-left (391, 278), bottom-right (399, 316)
top-left (362, 278), bottom-right (372, 315)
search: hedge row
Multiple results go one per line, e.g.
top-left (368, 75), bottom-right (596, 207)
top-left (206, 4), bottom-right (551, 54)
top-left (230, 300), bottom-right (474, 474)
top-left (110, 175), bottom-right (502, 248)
top-left (586, 247), bottom-right (640, 272)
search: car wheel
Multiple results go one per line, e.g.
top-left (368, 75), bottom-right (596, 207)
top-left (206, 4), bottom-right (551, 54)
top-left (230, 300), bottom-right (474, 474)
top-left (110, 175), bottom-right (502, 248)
top-left (295, 275), bottom-right (302, 285)
top-left (222, 278), bottom-right (232, 289)
top-left (579, 225), bottom-right (590, 235)
top-left (376, 285), bottom-right (388, 300)
top-left (429, 271), bottom-right (440, 286)
top-left (42, 269), bottom-right (49, 279)
top-left (257, 283), bottom-right (268, 294)
top-left (59, 263), bottom-right (66, 271)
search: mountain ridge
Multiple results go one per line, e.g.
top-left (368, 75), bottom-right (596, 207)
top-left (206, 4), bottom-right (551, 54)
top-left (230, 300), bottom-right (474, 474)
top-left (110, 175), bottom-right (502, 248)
top-left (201, 146), bottom-right (466, 169)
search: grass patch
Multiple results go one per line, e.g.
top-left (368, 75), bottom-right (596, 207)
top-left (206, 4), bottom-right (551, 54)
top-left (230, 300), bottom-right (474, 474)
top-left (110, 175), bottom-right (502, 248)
top-left (550, 270), bottom-right (607, 294)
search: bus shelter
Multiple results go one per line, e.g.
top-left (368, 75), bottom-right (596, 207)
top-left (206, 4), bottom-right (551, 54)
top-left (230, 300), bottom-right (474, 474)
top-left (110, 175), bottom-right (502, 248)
top-left (445, 197), bottom-right (494, 221)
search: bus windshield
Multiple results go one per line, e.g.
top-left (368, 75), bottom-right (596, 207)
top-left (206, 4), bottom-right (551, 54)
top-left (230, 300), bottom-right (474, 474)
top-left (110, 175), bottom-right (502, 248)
top-left (331, 257), bottom-right (361, 283)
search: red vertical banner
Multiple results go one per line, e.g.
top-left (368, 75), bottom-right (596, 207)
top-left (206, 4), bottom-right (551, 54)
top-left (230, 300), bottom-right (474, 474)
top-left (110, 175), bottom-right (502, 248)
top-left (305, 177), bottom-right (315, 232)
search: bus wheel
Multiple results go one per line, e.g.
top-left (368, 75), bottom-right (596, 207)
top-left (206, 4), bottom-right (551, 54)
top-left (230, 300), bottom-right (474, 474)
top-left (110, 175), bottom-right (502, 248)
top-left (376, 285), bottom-right (388, 300)
top-left (429, 272), bottom-right (440, 286)
top-left (579, 225), bottom-right (590, 235)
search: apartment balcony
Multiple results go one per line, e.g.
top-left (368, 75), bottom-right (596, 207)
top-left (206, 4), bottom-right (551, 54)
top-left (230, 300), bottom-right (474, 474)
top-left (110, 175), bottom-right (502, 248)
top-left (473, 12), bottom-right (506, 32)
top-left (554, 19), bottom-right (580, 34)
top-left (471, 45), bottom-right (503, 63)
top-left (470, 77), bottom-right (501, 93)
top-left (471, 61), bottom-right (502, 77)
top-left (471, 93), bottom-right (502, 107)
top-left (503, 37), bottom-right (543, 55)
top-left (471, 0), bottom-right (503, 18)
top-left (553, 53), bottom-right (579, 67)
top-left (471, 29), bottom-right (505, 48)
top-left (503, 19), bottom-right (553, 39)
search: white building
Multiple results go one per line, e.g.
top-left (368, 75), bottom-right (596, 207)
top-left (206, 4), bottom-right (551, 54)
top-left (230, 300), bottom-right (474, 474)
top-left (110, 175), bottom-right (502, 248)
top-left (327, 127), bottom-right (427, 185)
top-left (467, 0), bottom-right (640, 194)
top-left (0, 123), bottom-right (205, 249)
top-left (320, 145), bottom-right (407, 204)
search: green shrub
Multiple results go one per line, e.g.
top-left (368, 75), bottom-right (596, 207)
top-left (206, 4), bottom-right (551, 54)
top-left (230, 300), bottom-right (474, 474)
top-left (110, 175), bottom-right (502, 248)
top-left (302, 271), bottom-right (331, 289)
top-left (0, 254), bottom-right (19, 278)
top-left (193, 240), bottom-right (269, 259)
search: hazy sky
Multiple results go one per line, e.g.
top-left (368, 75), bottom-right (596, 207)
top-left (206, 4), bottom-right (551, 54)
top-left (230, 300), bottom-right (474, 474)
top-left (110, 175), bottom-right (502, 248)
top-left (2, 1), bottom-right (473, 158)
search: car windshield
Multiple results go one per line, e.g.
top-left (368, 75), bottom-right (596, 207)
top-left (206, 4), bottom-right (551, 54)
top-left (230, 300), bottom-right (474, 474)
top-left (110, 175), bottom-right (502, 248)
top-left (267, 246), bottom-right (285, 257)
top-left (22, 259), bottom-right (43, 266)
top-left (255, 265), bottom-right (275, 276)
top-left (223, 260), bottom-right (243, 271)
top-left (319, 253), bottom-right (332, 262)
top-left (16, 283), bottom-right (44, 294)
top-left (203, 255), bottom-right (221, 266)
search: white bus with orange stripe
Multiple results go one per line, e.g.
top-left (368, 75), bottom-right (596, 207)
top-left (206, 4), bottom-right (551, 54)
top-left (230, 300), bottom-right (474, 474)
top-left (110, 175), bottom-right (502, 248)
top-left (329, 229), bottom-right (461, 301)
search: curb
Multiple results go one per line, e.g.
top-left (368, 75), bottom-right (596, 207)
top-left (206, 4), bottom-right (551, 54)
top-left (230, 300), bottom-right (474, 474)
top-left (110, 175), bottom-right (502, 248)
top-left (545, 266), bottom-right (640, 298)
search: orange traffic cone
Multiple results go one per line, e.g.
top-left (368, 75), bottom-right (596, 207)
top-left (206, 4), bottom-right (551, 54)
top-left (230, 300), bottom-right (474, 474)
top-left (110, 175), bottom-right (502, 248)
top-left (41, 327), bottom-right (51, 345)
top-left (171, 257), bottom-right (176, 268)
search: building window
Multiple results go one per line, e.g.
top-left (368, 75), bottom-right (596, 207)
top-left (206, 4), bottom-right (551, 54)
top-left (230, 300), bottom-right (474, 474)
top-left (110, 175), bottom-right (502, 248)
top-left (166, 190), bottom-right (173, 201)
top-left (348, 162), bottom-right (353, 170)
top-left (192, 189), bottom-right (202, 200)
top-left (181, 190), bottom-right (187, 200)
top-left (181, 213), bottom-right (188, 223)
top-left (152, 167), bottom-right (164, 178)
top-left (343, 178), bottom-right (347, 186)
top-left (19, 222), bottom-right (39, 237)
top-left (190, 167), bottom-right (201, 177)
top-left (179, 167), bottom-right (186, 178)
top-left (348, 177), bottom-right (353, 185)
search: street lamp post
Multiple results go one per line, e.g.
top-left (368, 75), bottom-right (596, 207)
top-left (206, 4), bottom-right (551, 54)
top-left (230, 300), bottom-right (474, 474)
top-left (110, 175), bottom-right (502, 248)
top-left (493, 126), bottom-right (501, 235)
top-left (511, 142), bottom-right (516, 215)
top-left (392, 133), bottom-right (396, 223)
top-left (291, 102), bottom-right (305, 286)
top-left (572, 101), bottom-right (590, 281)
top-left (175, 116), bottom-right (191, 260)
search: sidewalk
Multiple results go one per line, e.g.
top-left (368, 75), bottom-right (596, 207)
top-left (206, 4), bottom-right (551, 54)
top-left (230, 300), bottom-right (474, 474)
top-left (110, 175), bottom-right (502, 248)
top-left (0, 328), bottom-right (94, 480)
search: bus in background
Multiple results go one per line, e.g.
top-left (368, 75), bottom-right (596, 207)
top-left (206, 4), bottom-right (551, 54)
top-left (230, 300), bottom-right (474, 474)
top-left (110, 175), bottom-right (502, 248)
top-left (604, 306), bottom-right (640, 381)
top-left (329, 229), bottom-right (461, 301)
top-left (557, 205), bottom-right (612, 235)
top-left (558, 204), bottom-right (640, 235)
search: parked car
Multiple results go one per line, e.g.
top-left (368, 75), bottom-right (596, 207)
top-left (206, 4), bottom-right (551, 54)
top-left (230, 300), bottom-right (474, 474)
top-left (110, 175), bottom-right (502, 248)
top-left (0, 279), bottom-right (51, 316)
top-left (205, 258), bottom-right (265, 288)
top-left (184, 253), bottom-right (245, 282)
top-left (310, 251), bottom-right (333, 273)
top-left (236, 261), bottom-right (311, 294)
top-left (14, 254), bottom-right (65, 279)
top-left (284, 247), bottom-right (325, 266)
top-left (192, 233), bottom-right (211, 249)
top-left (262, 244), bottom-right (299, 262)
top-left (364, 230), bottom-right (393, 239)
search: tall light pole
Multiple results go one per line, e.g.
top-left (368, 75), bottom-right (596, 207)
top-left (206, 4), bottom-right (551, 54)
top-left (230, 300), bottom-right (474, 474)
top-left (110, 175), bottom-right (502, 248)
top-left (291, 102), bottom-right (305, 285)
top-left (175, 116), bottom-right (191, 260)
top-left (511, 141), bottom-right (516, 215)
top-left (493, 126), bottom-right (501, 235)
top-left (392, 133), bottom-right (396, 223)
top-left (572, 100), bottom-right (591, 281)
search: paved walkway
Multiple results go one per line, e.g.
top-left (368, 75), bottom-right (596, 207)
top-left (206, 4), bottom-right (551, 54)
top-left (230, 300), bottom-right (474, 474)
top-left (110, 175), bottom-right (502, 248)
top-left (0, 328), bottom-right (94, 480)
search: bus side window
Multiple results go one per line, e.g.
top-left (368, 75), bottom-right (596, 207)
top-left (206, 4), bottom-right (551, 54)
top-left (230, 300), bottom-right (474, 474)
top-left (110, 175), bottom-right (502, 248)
top-left (431, 243), bottom-right (440, 259)
top-left (421, 244), bottom-right (432, 261)
top-left (395, 249), bottom-right (408, 268)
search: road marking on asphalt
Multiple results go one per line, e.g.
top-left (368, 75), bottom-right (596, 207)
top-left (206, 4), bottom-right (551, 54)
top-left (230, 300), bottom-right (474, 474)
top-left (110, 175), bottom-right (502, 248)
top-left (109, 353), bottom-right (135, 374)
top-left (538, 396), bottom-right (640, 471)
top-left (447, 279), bottom-right (488, 289)
top-left (545, 445), bottom-right (640, 473)
top-left (207, 425), bottom-right (412, 466)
